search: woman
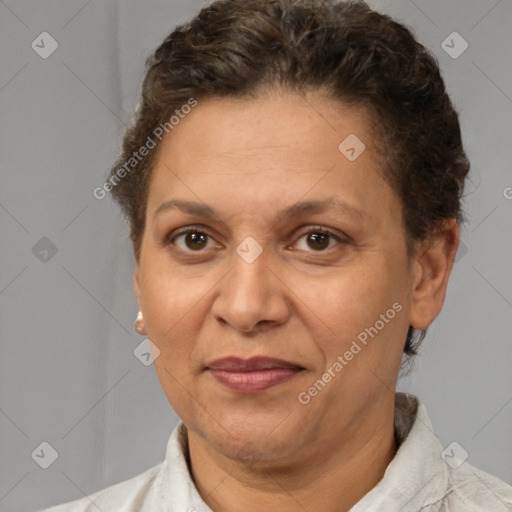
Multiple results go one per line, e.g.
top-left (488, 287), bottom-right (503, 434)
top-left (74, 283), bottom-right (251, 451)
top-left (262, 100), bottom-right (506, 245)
top-left (43, 0), bottom-right (512, 510)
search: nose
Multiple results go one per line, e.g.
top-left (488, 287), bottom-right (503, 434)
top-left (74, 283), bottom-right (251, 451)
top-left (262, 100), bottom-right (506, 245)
top-left (211, 247), bottom-right (291, 334)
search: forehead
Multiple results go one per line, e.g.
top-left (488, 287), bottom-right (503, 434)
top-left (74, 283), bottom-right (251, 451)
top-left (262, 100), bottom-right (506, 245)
top-left (160, 91), bottom-right (375, 160)
top-left (146, 91), bottom-right (399, 227)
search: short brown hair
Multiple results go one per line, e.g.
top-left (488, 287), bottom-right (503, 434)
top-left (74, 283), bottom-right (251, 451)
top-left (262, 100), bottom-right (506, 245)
top-left (108, 0), bottom-right (470, 359)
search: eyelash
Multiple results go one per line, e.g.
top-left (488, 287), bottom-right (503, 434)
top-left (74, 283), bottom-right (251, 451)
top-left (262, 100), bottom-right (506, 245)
top-left (164, 225), bottom-right (348, 254)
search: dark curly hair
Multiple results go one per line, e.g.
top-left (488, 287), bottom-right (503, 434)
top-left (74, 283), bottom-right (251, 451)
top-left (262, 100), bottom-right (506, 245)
top-left (105, 0), bottom-right (470, 359)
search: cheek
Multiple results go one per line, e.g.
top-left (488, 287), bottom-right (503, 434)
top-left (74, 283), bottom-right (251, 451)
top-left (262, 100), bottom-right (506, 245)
top-left (139, 265), bottom-right (199, 361)
top-left (141, 254), bottom-right (193, 318)
top-left (307, 260), bottom-right (404, 359)
top-left (144, 275), bottom-right (205, 411)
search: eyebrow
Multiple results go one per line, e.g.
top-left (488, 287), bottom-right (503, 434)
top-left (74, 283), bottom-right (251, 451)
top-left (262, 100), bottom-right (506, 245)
top-left (153, 197), bottom-right (366, 223)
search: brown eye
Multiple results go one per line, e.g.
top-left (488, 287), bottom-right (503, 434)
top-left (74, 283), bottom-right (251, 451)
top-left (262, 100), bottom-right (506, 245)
top-left (169, 229), bottom-right (213, 251)
top-left (295, 228), bottom-right (343, 252)
top-left (306, 232), bottom-right (330, 251)
top-left (184, 231), bottom-right (209, 250)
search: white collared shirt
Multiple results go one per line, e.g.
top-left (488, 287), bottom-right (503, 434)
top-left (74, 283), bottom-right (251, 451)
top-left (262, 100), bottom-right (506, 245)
top-left (41, 392), bottom-right (512, 511)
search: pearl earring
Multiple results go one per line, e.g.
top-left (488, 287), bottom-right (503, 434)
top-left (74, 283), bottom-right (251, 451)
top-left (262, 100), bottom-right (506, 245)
top-left (134, 311), bottom-right (146, 335)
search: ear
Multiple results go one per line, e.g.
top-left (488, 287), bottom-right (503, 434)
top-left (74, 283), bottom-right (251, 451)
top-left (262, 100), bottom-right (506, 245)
top-left (133, 265), bottom-right (143, 311)
top-left (408, 219), bottom-right (460, 330)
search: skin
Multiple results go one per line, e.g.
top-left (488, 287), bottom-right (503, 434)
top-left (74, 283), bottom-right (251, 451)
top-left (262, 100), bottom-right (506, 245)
top-left (133, 89), bottom-right (459, 512)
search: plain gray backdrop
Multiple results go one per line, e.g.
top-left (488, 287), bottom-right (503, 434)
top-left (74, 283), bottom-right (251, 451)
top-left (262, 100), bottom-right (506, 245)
top-left (1, 0), bottom-right (511, 511)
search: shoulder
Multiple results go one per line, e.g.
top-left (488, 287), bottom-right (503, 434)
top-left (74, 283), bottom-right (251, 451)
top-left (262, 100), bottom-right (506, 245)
top-left (39, 463), bottom-right (162, 512)
top-left (441, 459), bottom-right (512, 511)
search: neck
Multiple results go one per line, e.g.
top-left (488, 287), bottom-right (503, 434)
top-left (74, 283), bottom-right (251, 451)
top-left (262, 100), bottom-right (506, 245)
top-left (186, 398), bottom-right (398, 512)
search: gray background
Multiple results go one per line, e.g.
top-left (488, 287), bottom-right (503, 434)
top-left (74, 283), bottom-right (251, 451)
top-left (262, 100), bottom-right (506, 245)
top-left (0, 0), bottom-right (511, 511)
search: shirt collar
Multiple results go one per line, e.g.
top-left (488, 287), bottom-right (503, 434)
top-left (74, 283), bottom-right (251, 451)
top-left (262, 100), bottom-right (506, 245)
top-left (156, 392), bottom-right (449, 511)
top-left (156, 421), bottom-right (212, 512)
top-left (349, 392), bottom-right (449, 511)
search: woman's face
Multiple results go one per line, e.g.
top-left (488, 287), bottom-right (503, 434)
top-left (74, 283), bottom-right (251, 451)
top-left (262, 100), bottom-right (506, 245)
top-left (134, 90), bottom-right (433, 465)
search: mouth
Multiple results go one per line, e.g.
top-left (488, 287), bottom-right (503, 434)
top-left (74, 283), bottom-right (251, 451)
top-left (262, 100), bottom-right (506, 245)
top-left (205, 356), bottom-right (305, 393)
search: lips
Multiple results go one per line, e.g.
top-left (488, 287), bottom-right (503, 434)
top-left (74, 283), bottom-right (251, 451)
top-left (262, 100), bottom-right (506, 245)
top-left (206, 356), bottom-right (304, 372)
top-left (205, 357), bottom-right (304, 393)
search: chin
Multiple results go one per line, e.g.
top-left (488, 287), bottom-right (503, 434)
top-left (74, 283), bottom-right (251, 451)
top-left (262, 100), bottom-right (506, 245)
top-left (197, 414), bottom-right (306, 466)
